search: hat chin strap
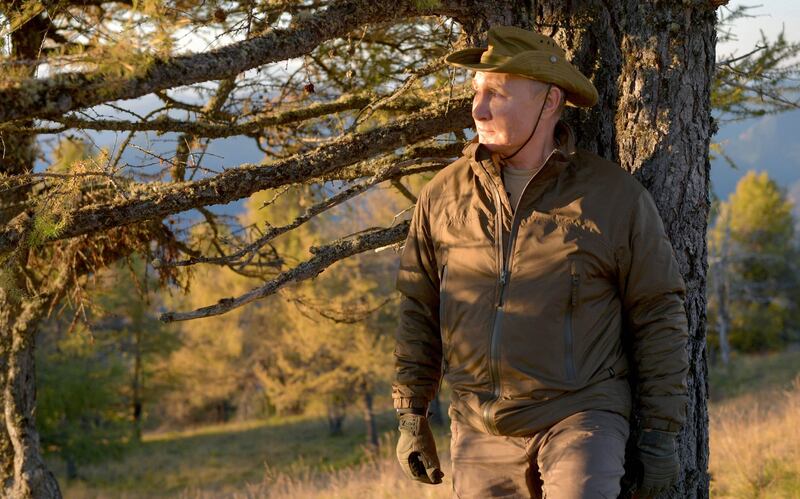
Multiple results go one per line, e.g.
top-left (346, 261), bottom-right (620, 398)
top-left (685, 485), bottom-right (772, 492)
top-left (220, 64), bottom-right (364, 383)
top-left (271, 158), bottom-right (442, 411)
top-left (501, 83), bottom-right (552, 161)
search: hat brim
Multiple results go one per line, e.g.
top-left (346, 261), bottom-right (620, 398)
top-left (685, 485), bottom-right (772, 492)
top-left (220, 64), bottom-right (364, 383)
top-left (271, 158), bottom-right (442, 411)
top-left (445, 48), bottom-right (598, 108)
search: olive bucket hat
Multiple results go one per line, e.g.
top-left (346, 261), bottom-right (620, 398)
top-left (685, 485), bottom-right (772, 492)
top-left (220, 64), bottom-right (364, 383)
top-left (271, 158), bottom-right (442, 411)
top-left (445, 25), bottom-right (599, 108)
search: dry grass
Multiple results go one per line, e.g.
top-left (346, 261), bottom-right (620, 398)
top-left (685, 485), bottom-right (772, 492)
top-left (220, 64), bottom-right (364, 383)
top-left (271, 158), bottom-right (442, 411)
top-left (62, 431), bottom-right (455, 499)
top-left (709, 375), bottom-right (800, 498)
top-left (174, 378), bottom-right (800, 499)
top-left (59, 352), bottom-right (800, 498)
top-left (178, 440), bottom-right (454, 499)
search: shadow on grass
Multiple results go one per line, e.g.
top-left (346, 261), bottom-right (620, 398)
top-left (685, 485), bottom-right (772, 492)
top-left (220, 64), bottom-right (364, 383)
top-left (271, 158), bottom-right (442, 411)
top-left (50, 409), bottom-right (408, 497)
top-left (708, 349), bottom-right (800, 401)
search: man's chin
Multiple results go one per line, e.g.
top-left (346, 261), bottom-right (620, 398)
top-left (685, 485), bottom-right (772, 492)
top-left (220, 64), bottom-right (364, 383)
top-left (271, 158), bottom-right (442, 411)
top-left (479, 141), bottom-right (512, 155)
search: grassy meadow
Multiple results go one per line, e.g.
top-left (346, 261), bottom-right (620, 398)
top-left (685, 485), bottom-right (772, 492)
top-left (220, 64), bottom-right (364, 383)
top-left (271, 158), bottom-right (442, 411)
top-left (57, 350), bottom-right (800, 498)
top-left (708, 350), bottom-right (800, 498)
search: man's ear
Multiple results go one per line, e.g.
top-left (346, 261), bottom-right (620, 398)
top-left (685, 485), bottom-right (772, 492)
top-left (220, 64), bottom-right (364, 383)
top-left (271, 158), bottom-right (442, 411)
top-left (542, 85), bottom-right (566, 117)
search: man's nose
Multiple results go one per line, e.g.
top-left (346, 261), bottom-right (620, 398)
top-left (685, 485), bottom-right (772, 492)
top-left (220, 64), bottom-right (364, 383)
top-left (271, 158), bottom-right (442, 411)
top-left (472, 93), bottom-right (491, 122)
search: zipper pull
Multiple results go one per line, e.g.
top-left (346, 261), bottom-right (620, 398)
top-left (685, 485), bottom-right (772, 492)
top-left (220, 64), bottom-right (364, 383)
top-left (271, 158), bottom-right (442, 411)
top-left (499, 269), bottom-right (508, 286)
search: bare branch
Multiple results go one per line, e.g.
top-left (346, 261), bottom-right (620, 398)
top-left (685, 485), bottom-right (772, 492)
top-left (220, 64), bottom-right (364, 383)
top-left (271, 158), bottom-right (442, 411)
top-left (391, 178), bottom-right (417, 203)
top-left (0, 97), bottom-right (471, 256)
top-left (5, 92), bottom-right (378, 136)
top-left (284, 292), bottom-right (397, 324)
top-left (165, 156), bottom-right (449, 269)
top-left (0, 0), bottom-right (421, 123)
top-left (312, 141), bottom-right (464, 183)
top-left (159, 220), bottom-right (410, 322)
top-left (349, 57), bottom-right (446, 130)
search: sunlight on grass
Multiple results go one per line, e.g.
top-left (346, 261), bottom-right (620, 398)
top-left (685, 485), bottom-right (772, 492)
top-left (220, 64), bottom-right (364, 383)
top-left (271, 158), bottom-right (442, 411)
top-left (144, 418), bottom-right (282, 442)
top-left (709, 376), bottom-right (800, 498)
top-left (58, 351), bottom-right (800, 498)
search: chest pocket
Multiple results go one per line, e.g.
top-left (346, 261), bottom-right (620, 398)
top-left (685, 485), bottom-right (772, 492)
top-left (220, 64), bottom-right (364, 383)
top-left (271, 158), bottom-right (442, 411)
top-left (439, 207), bottom-right (493, 250)
top-left (501, 210), bottom-right (619, 386)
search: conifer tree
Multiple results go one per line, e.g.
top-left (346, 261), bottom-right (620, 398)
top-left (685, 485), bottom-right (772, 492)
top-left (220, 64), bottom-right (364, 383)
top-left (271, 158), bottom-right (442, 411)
top-left (708, 171), bottom-right (799, 358)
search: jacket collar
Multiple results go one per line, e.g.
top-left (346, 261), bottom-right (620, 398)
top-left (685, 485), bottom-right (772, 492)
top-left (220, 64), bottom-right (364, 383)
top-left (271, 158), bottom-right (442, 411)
top-left (463, 119), bottom-right (577, 187)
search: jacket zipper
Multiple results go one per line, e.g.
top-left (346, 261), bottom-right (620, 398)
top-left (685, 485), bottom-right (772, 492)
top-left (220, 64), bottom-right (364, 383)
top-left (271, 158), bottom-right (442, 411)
top-left (483, 185), bottom-right (504, 435)
top-left (440, 263), bottom-right (450, 370)
top-left (565, 260), bottom-right (579, 381)
top-left (480, 149), bottom-right (558, 435)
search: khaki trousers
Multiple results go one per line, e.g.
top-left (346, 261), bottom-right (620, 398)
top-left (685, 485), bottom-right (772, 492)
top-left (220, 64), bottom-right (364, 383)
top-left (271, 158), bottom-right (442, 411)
top-left (449, 410), bottom-right (629, 499)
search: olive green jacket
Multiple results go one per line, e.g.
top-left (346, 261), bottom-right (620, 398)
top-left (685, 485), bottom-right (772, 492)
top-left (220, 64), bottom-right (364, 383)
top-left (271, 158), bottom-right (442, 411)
top-left (391, 120), bottom-right (689, 437)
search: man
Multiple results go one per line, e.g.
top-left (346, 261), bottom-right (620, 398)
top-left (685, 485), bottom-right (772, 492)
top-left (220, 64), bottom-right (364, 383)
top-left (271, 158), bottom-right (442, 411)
top-left (392, 25), bottom-right (690, 498)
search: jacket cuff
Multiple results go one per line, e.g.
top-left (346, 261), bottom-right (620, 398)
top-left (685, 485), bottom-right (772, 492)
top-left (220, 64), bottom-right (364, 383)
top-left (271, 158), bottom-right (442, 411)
top-left (393, 396), bottom-right (429, 410)
top-left (641, 416), bottom-right (682, 433)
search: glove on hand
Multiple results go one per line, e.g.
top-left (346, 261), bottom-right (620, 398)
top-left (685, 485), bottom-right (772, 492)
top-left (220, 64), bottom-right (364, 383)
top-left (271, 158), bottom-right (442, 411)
top-left (396, 413), bottom-right (443, 484)
top-left (636, 429), bottom-right (680, 498)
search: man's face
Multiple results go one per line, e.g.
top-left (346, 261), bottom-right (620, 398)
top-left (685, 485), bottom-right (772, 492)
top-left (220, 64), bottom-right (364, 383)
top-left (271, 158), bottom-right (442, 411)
top-left (471, 71), bottom-right (550, 155)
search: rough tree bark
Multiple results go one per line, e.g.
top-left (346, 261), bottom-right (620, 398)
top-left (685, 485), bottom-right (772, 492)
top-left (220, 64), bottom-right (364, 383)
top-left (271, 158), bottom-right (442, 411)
top-left (0, 18), bottom-right (65, 498)
top-left (0, 268), bottom-right (65, 499)
top-left (534, 1), bottom-right (714, 497)
top-left (454, 1), bottom-right (714, 497)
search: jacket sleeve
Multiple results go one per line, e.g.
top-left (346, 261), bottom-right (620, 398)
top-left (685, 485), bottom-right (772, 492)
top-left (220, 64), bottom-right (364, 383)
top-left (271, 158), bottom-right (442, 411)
top-left (618, 188), bottom-right (690, 433)
top-left (391, 184), bottom-right (443, 411)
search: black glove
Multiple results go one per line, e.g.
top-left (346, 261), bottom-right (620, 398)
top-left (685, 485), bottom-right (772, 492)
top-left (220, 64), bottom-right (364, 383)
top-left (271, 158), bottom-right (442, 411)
top-left (635, 429), bottom-right (680, 498)
top-left (396, 413), bottom-right (444, 484)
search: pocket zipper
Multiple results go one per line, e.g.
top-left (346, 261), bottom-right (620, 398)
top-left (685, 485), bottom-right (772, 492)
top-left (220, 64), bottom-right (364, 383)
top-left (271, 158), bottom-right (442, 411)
top-left (440, 263), bottom-right (451, 370)
top-left (564, 260), bottom-right (579, 381)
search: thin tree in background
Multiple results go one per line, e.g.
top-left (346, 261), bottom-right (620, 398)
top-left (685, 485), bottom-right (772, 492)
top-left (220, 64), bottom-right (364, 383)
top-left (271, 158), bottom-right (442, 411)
top-left (710, 222), bottom-right (733, 366)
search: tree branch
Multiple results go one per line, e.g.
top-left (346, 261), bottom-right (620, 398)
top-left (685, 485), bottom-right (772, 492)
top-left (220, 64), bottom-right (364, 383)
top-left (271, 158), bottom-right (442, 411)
top-left (0, 97), bottom-right (471, 256)
top-left (2, 92), bottom-right (429, 137)
top-left (159, 220), bottom-right (410, 322)
top-left (164, 156), bottom-right (449, 269)
top-left (0, 0), bottom-right (421, 123)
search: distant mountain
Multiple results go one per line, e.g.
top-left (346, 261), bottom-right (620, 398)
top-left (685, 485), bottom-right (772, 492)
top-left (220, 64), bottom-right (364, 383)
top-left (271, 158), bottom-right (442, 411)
top-left (711, 109), bottom-right (800, 202)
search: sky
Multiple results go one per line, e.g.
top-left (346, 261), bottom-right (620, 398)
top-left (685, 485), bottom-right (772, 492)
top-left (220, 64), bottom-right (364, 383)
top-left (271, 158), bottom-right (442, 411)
top-left (711, 1), bottom-right (800, 222)
top-left (717, 1), bottom-right (800, 57)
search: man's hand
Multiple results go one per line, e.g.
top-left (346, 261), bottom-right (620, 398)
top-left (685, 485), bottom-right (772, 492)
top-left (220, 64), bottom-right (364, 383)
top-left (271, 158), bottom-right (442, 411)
top-left (635, 429), bottom-right (680, 498)
top-left (396, 413), bottom-right (444, 484)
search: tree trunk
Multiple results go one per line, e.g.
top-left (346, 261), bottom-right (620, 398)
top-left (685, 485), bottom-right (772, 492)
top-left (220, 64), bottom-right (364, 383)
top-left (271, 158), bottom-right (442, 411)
top-left (541, 1), bottom-right (714, 497)
top-left (0, 13), bottom-right (64, 499)
top-left (428, 390), bottom-right (444, 427)
top-left (470, 1), bottom-right (714, 497)
top-left (327, 400), bottom-right (345, 436)
top-left (715, 225), bottom-right (732, 366)
top-left (131, 329), bottom-right (143, 443)
top-left (0, 271), bottom-right (63, 499)
top-left (361, 382), bottom-right (378, 449)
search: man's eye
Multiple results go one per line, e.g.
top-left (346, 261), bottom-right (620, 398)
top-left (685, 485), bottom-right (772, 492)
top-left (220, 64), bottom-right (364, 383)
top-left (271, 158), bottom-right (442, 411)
top-left (472, 88), bottom-right (502, 97)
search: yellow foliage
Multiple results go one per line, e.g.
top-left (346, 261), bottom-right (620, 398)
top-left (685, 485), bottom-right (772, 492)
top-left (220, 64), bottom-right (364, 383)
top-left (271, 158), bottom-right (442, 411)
top-left (159, 262), bottom-right (258, 419)
top-left (710, 170), bottom-right (795, 254)
top-left (0, 1), bottom-right (45, 39)
top-left (29, 139), bottom-right (108, 248)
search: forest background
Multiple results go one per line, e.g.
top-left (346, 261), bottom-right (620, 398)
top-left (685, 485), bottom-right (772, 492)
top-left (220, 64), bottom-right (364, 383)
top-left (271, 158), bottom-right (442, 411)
top-left (1, 0), bottom-right (800, 497)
